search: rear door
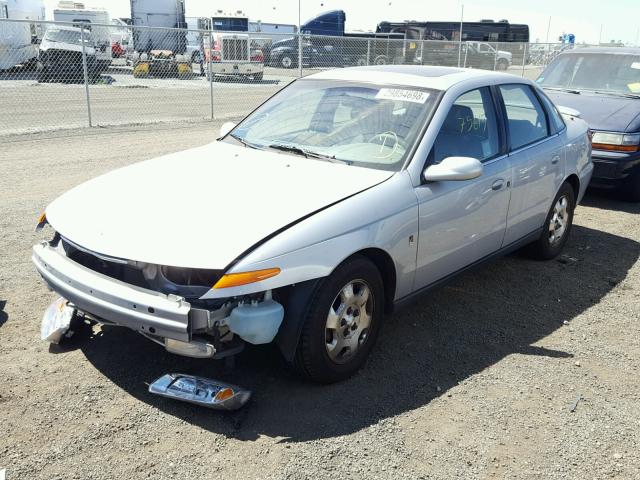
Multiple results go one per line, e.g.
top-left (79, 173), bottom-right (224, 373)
top-left (413, 87), bottom-right (512, 289)
top-left (497, 83), bottom-right (565, 245)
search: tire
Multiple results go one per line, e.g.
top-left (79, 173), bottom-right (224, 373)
top-left (37, 69), bottom-right (50, 83)
top-left (293, 255), bottom-right (384, 383)
top-left (496, 59), bottom-right (509, 70)
top-left (528, 182), bottom-right (576, 260)
top-left (280, 55), bottom-right (294, 69)
top-left (374, 55), bottom-right (388, 66)
top-left (621, 168), bottom-right (640, 202)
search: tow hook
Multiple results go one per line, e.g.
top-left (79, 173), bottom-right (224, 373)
top-left (148, 373), bottom-right (252, 410)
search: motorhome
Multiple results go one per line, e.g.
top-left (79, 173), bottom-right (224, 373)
top-left (53, 1), bottom-right (111, 70)
top-left (0, 0), bottom-right (46, 70)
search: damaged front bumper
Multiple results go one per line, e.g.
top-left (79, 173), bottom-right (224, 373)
top-left (32, 241), bottom-right (283, 357)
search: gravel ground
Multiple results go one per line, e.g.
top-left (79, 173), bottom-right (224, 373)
top-left (0, 123), bottom-right (638, 480)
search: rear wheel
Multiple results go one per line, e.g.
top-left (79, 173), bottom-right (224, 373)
top-left (293, 256), bottom-right (384, 383)
top-left (496, 58), bottom-right (509, 70)
top-left (528, 182), bottom-right (575, 260)
top-left (280, 55), bottom-right (294, 69)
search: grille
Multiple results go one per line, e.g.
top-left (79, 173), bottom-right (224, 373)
top-left (45, 49), bottom-right (84, 65)
top-left (222, 38), bottom-right (248, 61)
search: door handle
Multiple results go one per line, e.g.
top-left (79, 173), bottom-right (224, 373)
top-left (551, 156), bottom-right (560, 165)
top-left (491, 179), bottom-right (505, 191)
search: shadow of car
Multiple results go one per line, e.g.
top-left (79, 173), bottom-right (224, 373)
top-left (58, 220), bottom-right (639, 442)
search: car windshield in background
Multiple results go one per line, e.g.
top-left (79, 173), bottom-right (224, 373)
top-left (227, 79), bottom-right (440, 171)
top-left (538, 52), bottom-right (640, 96)
top-left (44, 28), bottom-right (91, 46)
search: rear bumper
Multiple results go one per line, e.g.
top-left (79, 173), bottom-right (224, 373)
top-left (211, 62), bottom-right (263, 75)
top-left (590, 150), bottom-right (640, 187)
top-left (32, 242), bottom-right (192, 342)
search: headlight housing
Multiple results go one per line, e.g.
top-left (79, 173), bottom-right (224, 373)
top-left (591, 132), bottom-right (640, 152)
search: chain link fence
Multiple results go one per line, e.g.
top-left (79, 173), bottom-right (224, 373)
top-left (0, 18), bottom-right (606, 136)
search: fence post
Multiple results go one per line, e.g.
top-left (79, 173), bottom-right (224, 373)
top-left (298, 32), bottom-right (303, 77)
top-left (208, 28), bottom-right (214, 120)
top-left (366, 39), bottom-right (371, 66)
top-left (79, 25), bottom-right (93, 127)
top-left (521, 42), bottom-right (528, 77)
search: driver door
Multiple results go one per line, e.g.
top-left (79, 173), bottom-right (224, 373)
top-left (413, 87), bottom-right (512, 290)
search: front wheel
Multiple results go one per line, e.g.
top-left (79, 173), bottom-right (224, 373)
top-left (280, 55), bottom-right (294, 69)
top-left (528, 182), bottom-right (576, 260)
top-left (293, 256), bottom-right (384, 383)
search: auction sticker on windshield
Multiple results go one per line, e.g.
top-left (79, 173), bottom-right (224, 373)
top-left (376, 88), bottom-right (430, 104)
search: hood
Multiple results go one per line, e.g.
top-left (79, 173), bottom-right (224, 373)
top-left (45, 142), bottom-right (393, 270)
top-left (40, 39), bottom-right (96, 56)
top-left (544, 89), bottom-right (640, 132)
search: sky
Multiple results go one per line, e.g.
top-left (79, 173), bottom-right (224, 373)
top-left (43, 0), bottom-right (640, 44)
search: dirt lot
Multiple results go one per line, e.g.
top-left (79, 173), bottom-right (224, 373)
top-left (0, 123), bottom-right (639, 480)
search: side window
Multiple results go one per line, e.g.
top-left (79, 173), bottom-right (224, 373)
top-left (499, 84), bottom-right (549, 150)
top-left (536, 89), bottom-right (565, 134)
top-left (431, 87), bottom-right (500, 164)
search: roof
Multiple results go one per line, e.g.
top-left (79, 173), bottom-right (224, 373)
top-left (306, 65), bottom-right (525, 90)
top-left (560, 47), bottom-right (640, 55)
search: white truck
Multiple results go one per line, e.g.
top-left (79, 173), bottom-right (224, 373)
top-left (0, 0), bottom-right (45, 70)
top-left (200, 10), bottom-right (264, 82)
top-left (52, 1), bottom-right (111, 71)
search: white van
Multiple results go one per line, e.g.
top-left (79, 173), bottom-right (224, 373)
top-left (0, 0), bottom-right (46, 70)
top-left (53, 1), bottom-right (111, 70)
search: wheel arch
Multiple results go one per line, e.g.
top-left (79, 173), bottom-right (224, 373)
top-left (564, 173), bottom-right (580, 200)
top-left (352, 248), bottom-right (397, 314)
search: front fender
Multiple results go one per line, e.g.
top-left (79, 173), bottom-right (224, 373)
top-left (199, 172), bottom-right (419, 301)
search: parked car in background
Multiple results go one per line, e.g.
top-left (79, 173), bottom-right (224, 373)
top-left (538, 47), bottom-right (640, 201)
top-left (33, 66), bottom-right (591, 383)
top-left (53, 2), bottom-right (112, 72)
top-left (37, 25), bottom-right (97, 82)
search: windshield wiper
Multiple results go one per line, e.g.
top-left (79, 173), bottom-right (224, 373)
top-left (229, 133), bottom-right (260, 149)
top-left (266, 143), bottom-right (351, 164)
top-left (592, 91), bottom-right (640, 99)
top-left (543, 86), bottom-right (581, 94)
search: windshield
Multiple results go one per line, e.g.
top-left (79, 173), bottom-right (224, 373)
top-left (44, 28), bottom-right (93, 46)
top-left (226, 79), bottom-right (440, 171)
top-left (538, 52), bottom-right (640, 95)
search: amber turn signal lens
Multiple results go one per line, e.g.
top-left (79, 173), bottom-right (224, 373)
top-left (591, 143), bottom-right (640, 152)
top-left (214, 388), bottom-right (235, 402)
top-left (213, 268), bottom-right (281, 289)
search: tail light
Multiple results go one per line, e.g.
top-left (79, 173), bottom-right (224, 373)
top-left (208, 49), bottom-right (221, 62)
top-left (250, 49), bottom-right (264, 62)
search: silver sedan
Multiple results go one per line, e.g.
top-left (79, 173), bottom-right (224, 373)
top-left (33, 66), bottom-right (593, 383)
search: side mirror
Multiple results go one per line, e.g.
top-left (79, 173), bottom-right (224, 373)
top-left (219, 121), bottom-right (236, 138)
top-left (423, 156), bottom-right (483, 182)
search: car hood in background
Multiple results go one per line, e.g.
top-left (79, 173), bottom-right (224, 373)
top-left (544, 89), bottom-right (640, 132)
top-left (45, 142), bottom-right (393, 269)
top-left (40, 39), bottom-right (96, 56)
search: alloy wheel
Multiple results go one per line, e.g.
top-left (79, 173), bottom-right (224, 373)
top-left (325, 280), bottom-right (373, 364)
top-left (549, 195), bottom-right (569, 245)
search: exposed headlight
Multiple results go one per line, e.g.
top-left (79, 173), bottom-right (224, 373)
top-left (591, 132), bottom-right (640, 152)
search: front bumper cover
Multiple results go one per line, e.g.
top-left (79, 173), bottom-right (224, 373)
top-left (32, 242), bottom-right (193, 342)
top-left (591, 149), bottom-right (640, 185)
